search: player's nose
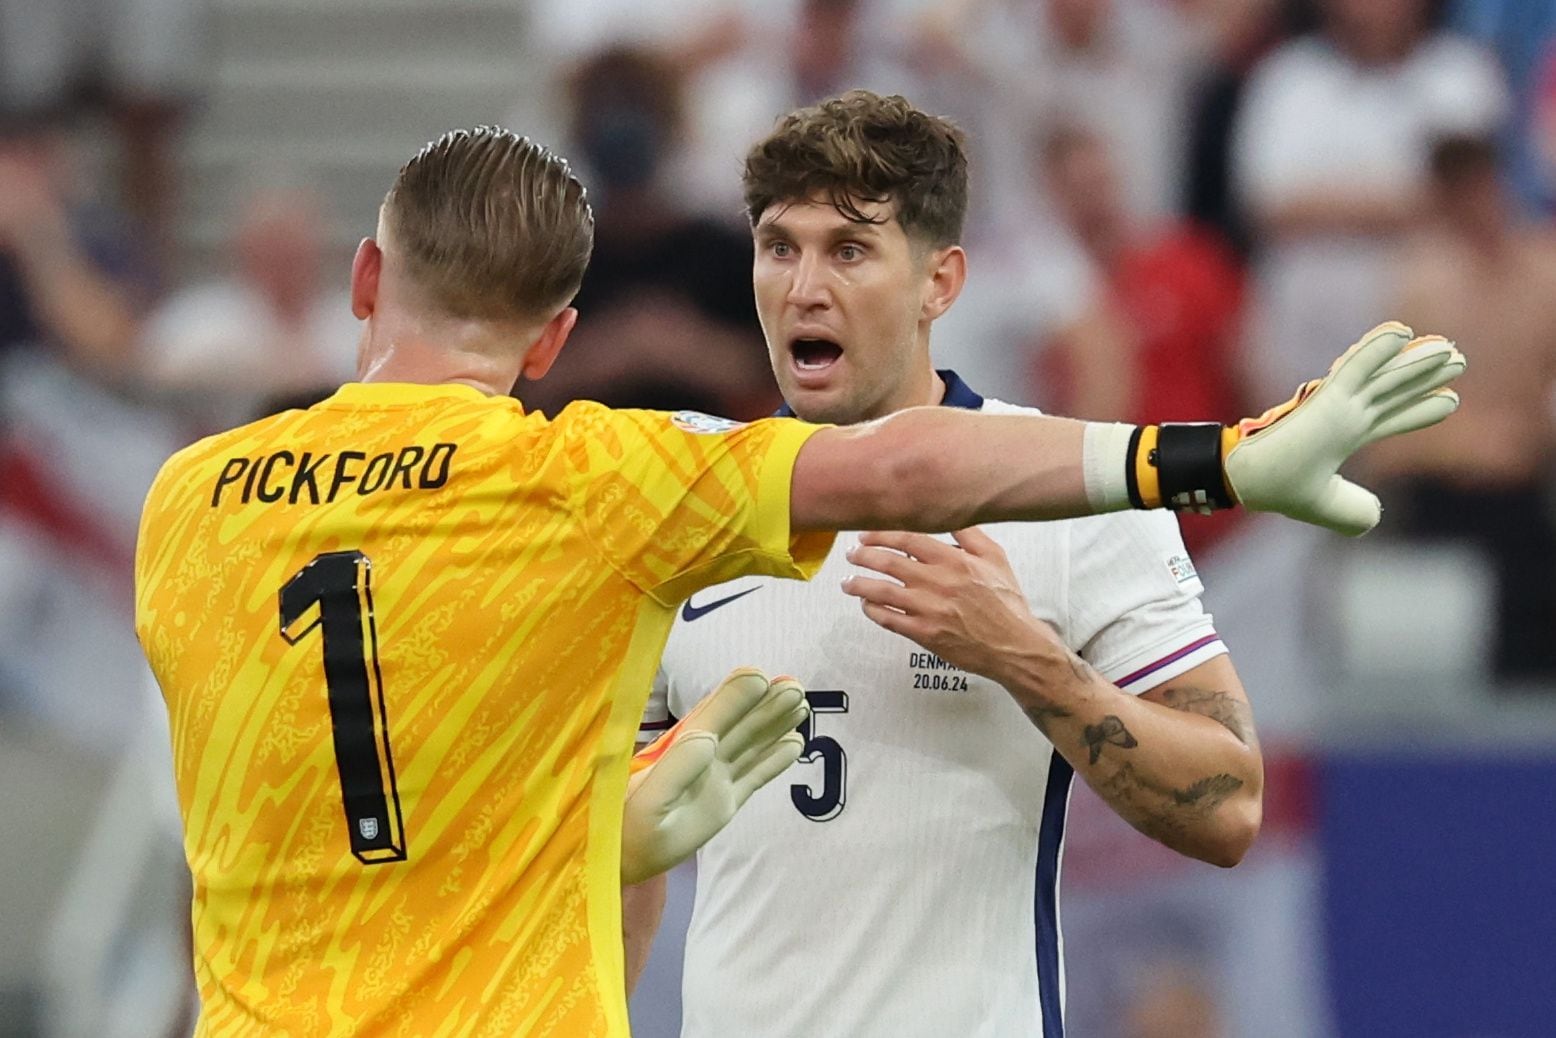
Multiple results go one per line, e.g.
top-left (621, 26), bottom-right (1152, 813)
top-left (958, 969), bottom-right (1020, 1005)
top-left (785, 253), bottom-right (830, 309)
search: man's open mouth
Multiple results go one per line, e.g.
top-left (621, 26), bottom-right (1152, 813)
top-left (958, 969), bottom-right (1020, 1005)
top-left (790, 337), bottom-right (843, 371)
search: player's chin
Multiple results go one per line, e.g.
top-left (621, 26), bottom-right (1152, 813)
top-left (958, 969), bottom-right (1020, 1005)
top-left (779, 381), bottom-right (855, 425)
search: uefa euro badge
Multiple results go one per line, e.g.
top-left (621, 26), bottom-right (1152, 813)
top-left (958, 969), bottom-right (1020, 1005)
top-left (670, 411), bottom-right (748, 435)
top-left (360, 817), bottom-right (380, 841)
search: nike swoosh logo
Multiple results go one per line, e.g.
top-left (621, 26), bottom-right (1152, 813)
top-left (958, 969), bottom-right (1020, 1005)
top-left (681, 586), bottom-right (760, 622)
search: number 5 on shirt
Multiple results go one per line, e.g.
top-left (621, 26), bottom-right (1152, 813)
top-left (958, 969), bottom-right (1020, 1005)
top-left (790, 690), bottom-right (848, 821)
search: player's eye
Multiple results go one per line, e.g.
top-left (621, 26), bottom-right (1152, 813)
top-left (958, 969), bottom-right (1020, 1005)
top-left (837, 243), bottom-right (863, 261)
top-left (769, 241), bottom-right (793, 259)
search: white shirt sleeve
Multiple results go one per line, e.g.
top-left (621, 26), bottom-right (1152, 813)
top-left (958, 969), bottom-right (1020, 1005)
top-left (639, 662), bottom-right (676, 743)
top-left (1065, 510), bottom-right (1226, 694)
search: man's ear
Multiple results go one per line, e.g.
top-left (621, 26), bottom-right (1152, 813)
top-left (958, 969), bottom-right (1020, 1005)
top-left (350, 238), bottom-right (382, 320)
top-left (520, 306), bottom-right (579, 381)
top-left (921, 244), bottom-right (967, 323)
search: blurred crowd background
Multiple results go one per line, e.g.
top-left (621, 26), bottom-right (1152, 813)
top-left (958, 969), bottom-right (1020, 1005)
top-left (1, 0), bottom-right (1554, 1036)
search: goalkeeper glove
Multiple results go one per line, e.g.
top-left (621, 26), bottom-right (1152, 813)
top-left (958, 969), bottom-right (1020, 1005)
top-left (621, 668), bottom-right (808, 884)
top-left (1116, 322), bottom-right (1463, 535)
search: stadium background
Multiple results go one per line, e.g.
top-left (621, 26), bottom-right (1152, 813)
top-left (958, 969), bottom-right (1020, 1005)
top-left (1, 0), bottom-right (1554, 1035)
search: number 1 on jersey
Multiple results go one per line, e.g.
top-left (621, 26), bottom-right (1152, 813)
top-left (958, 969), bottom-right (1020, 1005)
top-left (279, 550), bottom-right (407, 864)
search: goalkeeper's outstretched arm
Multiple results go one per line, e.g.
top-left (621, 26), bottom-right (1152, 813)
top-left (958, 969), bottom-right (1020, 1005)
top-left (790, 322), bottom-right (1463, 537)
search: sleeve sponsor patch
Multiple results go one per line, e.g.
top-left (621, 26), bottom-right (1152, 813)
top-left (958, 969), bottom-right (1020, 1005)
top-left (1165, 552), bottom-right (1198, 584)
top-left (670, 411), bottom-right (747, 435)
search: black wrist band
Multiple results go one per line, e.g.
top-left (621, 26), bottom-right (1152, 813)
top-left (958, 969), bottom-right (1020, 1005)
top-left (1154, 423), bottom-right (1236, 513)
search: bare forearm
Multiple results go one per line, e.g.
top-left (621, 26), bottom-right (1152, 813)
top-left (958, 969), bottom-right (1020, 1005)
top-left (792, 409), bottom-right (1102, 531)
top-left (622, 872), bottom-right (667, 994)
top-left (12, 231), bottom-right (140, 372)
top-left (997, 646), bottom-right (1262, 867)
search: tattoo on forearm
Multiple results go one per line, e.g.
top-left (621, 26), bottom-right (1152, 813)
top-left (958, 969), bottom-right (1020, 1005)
top-left (1170, 774), bottom-right (1244, 809)
top-left (1020, 697), bottom-right (1072, 733)
top-left (1094, 762), bottom-right (1189, 843)
top-left (1089, 762), bottom-right (1246, 851)
top-left (1081, 715), bottom-right (1137, 764)
top-left (1158, 686), bottom-right (1259, 748)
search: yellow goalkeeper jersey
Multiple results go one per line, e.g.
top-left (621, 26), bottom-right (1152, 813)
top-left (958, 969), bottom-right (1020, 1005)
top-left (133, 382), bottom-right (830, 1037)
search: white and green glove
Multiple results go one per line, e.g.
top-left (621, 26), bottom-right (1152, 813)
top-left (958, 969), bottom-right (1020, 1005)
top-left (1100, 322), bottom-right (1465, 536)
top-left (621, 668), bottom-right (808, 885)
top-left (1223, 321), bottom-right (1464, 534)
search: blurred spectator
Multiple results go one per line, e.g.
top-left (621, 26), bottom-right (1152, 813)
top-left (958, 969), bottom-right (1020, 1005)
top-left (925, 187), bottom-right (1103, 410)
top-left (1040, 123), bottom-right (1246, 423)
top-left (528, 0), bottom-right (915, 220)
top-left (682, 0), bottom-right (920, 216)
top-left (521, 45), bottom-right (775, 419)
top-left (1232, 0), bottom-right (1507, 403)
top-left (0, 107), bottom-right (204, 754)
top-left (1450, 0), bottom-right (1556, 211)
top-left (911, 0), bottom-right (1213, 237)
top-left (1181, 0), bottom-right (1295, 253)
top-left (1368, 134), bottom-right (1556, 681)
top-left (137, 183), bottom-right (357, 432)
top-left (528, 0), bottom-right (755, 75)
top-left (0, 0), bottom-right (210, 274)
top-left (0, 108), bottom-right (151, 385)
top-left (1037, 122), bottom-right (1248, 557)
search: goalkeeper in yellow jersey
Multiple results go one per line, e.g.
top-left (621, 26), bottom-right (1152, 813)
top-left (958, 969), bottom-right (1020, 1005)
top-left (134, 125), bottom-right (1462, 1037)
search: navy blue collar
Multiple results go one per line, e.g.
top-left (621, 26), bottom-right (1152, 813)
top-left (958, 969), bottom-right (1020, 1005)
top-left (774, 369), bottom-right (984, 417)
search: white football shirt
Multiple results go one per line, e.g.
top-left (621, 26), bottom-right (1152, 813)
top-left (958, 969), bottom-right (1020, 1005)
top-left (645, 375), bottom-right (1226, 1038)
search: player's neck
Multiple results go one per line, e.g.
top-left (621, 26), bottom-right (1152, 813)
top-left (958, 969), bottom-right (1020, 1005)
top-left (863, 366), bottom-right (945, 422)
top-left (357, 319), bottom-right (525, 397)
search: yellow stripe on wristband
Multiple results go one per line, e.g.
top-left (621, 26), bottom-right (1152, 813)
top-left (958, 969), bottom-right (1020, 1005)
top-left (1220, 426), bottom-right (1242, 504)
top-left (1134, 425), bottom-right (1162, 508)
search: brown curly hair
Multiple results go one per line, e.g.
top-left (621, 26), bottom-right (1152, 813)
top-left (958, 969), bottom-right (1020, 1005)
top-left (741, 90), bottom-right (969, 248)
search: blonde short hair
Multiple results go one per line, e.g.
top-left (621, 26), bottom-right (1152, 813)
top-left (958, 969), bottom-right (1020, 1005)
top-left (383, 127), bottom-right (594, 321)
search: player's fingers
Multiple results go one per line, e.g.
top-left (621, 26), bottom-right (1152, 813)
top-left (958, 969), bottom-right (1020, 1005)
top-left (730, 732), bottom-right (806, 804)
top-left (1368, 360), bottom-right (1464, 418)
top-left (844, 543), bottom-right (925, 584)
top-left (726, 700), bottom-right (809, 779)
top-left (856, 530), bottom-right (961, 564)
top-left (1307, 476), bottom-right (1383, 537)
top-left (950, 526), bottom-right (1003, 559)
top-left (1367, 348), bottom-right (1465, 414)
top-left (1363, 336), bottom-right (1461, 399)
top-left (841, 574), bottom-right (922, 614)
top-left (718, 680), bottom-right (807, 761)
top-left (680, 667), bottom-right (772, 738)
top-left (1361, 387), bottom-right (1460, 445)
top-left (858, 598), bottom-right (924, 641)
top-left (631, 723), bottom-right (680, 772)
top-left (1326, 321), bottom-right (1414, 390)
top-left (627, 731), bottom-right (718, 814)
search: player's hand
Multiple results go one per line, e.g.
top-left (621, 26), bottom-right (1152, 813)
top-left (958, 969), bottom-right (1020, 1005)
top-left (1224, 321), bottom-right (1464, 535)
top-left (621, 668), bottom-right (808, 885)
top-left (841, 528), bottom-right (1060, 687)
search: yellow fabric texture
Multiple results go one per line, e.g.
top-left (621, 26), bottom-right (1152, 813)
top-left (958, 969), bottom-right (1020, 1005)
top-left (134, 383), bottom-right (831, 1037)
